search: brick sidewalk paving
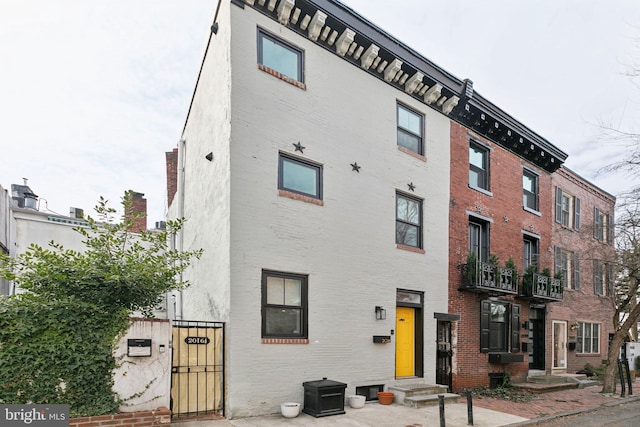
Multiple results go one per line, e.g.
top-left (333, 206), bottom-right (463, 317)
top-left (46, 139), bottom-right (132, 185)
top-left (463, 384), bottom-right (636, 420)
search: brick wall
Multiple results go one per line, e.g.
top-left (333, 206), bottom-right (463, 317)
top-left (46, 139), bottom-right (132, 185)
top-left (125, 192), bottom-right (148, 233)
top-left (549, 168), bottom-right (616, 373)
top-left (69, 407), bottom-right (170, 427)
top-left (449, 122), bottom-right (552, 390)
top-left (165, 148), bottom-right (178, 209)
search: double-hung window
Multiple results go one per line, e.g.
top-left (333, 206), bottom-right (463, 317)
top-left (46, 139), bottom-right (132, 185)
top-left (554, 247), bottom-right (578, 289)
top-left (523, 236), bottom-right (539, 272)
top-left (469, 219), bottom-right (489, 263)
top-left (555, 186), bottom-right (580, 230)
top-left (576, 322), bottom-right (600, 354)
top-left (397, 103), bottom-right (424, 155)
top-left (262, 270), bottom-right (308, 338)
top-left (278, 153), bottom-right (322, 200)
top-left (396, 193), bottom-right (422, 249)
top-left (258, 30), bottom-right (304, 83)
top-left (523, 169), bottom-right (539, 212)
top-left (594, 207), bottom-right (612, 244)
top-left (469, 142), bottom-right (489, 191)
top-left (480, 300), bottom-right (520, 353)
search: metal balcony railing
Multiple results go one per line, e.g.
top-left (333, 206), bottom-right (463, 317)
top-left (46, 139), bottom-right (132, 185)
top-left (461, 262), bottom-right (518, 294)
top-left (521, 273), bottom-right (564, 302)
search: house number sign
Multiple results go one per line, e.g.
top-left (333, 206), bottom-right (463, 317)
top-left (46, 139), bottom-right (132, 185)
top-left (184, 336), bottom-right (210, 345)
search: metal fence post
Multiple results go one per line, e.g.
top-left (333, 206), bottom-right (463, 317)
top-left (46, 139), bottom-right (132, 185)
top-left (438, 394), bottom-right (445, 427)
top-left (466, 389), bottom-right (474, 426)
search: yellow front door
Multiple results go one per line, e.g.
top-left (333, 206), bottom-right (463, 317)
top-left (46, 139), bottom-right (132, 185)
top-left (396, 307), bottom-right (415, 377)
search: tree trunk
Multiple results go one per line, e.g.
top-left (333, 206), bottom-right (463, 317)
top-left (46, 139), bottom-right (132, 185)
top-left (602, 330), bottom-right (628, 393)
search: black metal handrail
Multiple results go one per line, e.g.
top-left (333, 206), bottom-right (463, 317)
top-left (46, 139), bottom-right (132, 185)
top-left (461, 262), bottom-right (518, 294)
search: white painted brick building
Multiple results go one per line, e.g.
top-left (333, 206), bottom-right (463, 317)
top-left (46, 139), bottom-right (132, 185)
top-left (170, 0), bottom-right (456, 418)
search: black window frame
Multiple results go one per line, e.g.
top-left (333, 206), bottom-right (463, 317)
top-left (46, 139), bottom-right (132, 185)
top-left (257, 29), bottom-right (305, 83)
top-left (480, 300), bottom-right (520, 353)
top-left (278, 152), bottom-right (323, 200)
top-left (523, 169), bottom-right (539, 212)
top-left (261, 270), bottom-right (308, 339)
top-left (396, 192), bottom-right (423, 249)
top-left (469, 142), bottom-right (490, 191)
top-left (396, 103), bottom-right (424, 155)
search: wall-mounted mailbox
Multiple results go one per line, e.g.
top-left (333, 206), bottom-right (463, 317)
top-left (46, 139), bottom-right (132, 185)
top-left (127, 339), bottom-right (152, 357)
top-left (488, 353), bottom-right (524, 364)
top-left (568, 342), bottom-right (576, 351)
top-left (373, 335), bottom-right (391, 344)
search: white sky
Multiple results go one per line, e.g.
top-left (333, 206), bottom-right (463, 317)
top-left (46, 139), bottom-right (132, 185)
top-left (2, 0), bottom-right (640, 223)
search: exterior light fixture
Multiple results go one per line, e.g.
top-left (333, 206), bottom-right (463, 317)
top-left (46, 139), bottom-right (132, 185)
top-left (375, 306), bottom-right (386, 320)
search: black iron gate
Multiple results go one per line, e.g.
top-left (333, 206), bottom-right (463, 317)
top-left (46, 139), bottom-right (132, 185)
top-left (436, 320), bottom-right (452, 392)
top-left (171, 320), bottom-right (225, 419)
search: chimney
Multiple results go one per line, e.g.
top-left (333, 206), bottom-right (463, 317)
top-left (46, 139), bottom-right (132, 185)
top-left (126, 191), bottom-right (147, 233)
top-left (166, 148), bottom-right (178, 208)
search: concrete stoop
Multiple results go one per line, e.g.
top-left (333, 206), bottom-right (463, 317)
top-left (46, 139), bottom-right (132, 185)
top-left (515, 374), bottom-right (587, 393)
top-left (388, 384), bottom-right (460, 408)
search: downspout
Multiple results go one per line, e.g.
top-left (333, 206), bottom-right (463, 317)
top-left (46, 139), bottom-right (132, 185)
top-left (175, 138), bottom-right (187, 321)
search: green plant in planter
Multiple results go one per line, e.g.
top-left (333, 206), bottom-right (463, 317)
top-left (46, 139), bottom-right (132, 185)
top-left (541, 267), bottom-right (552, 278)
top-left (464, 251), bottom-right (478, 286)
top-left (522, 264), bottom-right (537, 295)
top-left (488, 254), bottom-right (500, 267)
top-left (505, 256), bottom-right (518, 280)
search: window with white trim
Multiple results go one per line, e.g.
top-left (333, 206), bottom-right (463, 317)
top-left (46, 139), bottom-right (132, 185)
top-left (576, 322), bottom-right (600, 354)
top-left (469, 142), bottom-right (489, 191)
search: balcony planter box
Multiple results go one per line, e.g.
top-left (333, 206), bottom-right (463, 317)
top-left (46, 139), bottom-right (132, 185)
top-left (488, 353), bottom-right (524, 364)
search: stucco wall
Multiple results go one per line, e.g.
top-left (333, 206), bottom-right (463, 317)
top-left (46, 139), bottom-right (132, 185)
top-left (113, 319), bottom-right (172, 412)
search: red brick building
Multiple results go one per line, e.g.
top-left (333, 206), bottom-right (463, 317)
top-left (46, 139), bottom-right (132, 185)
top-left (447, 115), bottom-right (615, 390)
top-left (547, 167), bottom-right (616, 375)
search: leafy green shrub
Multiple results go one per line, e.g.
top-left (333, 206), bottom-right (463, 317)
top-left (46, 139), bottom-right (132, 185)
top-left (0, 193), bottom-right (202, 416)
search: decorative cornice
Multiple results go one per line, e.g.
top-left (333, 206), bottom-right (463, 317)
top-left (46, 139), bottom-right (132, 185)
top-left (244, 0), bottom-right (568, 172)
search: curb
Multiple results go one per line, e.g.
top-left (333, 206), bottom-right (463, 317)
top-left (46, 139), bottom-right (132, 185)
top-left (505, 394), bottom-right (640, 426)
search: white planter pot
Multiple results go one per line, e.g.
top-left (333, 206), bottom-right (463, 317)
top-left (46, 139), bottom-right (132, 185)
top-left (348, 395), bottom-right (366, 409)
top-left (280, 402), bottom-right (301, 418)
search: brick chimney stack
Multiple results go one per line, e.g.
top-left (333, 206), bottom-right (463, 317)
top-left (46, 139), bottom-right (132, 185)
top-left (126, 191), bottom-right (147, 233)
top-left (166, 148), bottom-right (178, 208)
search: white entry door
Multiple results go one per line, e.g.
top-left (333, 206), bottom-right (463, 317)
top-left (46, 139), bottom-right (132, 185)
top-left (552, 321), bottom-right (567, 371)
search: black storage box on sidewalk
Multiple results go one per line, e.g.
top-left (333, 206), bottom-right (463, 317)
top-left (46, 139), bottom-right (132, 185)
top-left (302, 377), bottom-right (347, 417)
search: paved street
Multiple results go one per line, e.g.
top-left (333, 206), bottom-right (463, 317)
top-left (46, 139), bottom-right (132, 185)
top-left (532, 399), bottom-right (640, 426)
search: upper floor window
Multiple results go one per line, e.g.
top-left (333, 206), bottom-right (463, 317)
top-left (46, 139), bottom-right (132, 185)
top-left (593, 260), bottom-right (613, 296)
top-left (555, 186), bottom-right (580, 230)
top-left (480, 300), bottom-right (520, 353)
top-left (523, 169), bottom-right (539, 212)
top-left (594, 207), bottom-right (613, 244)
top-left (278, 153), bottom-right (322, 200)
top-left (576, 322), bottom-right (600, 354)
top-left (262, 270), bottom-right (308, 338)
top-left (554, 247), bottom-right (579, 289)
top-left (396, 193), bottom-right (422, 249)
top-left (469, 142), bottom-right (489, 191)
top-left (469, 218), bottom-right (489, 263)
top-left (523, 236), bottom-right (539, 272)
top-left (397, 104), bottom-right (424, 155)
top-left (258, 30), bottom-right (304, 82)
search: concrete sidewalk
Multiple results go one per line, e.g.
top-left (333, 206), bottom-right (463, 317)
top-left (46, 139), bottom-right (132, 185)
top-left (171, 401), bottom-right (527, 427)
top-left (171, 383), bottom-right (640, 427)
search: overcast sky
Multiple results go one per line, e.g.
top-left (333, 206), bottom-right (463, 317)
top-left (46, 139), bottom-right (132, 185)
top-left (2, 0), bottom-right (640, 223)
